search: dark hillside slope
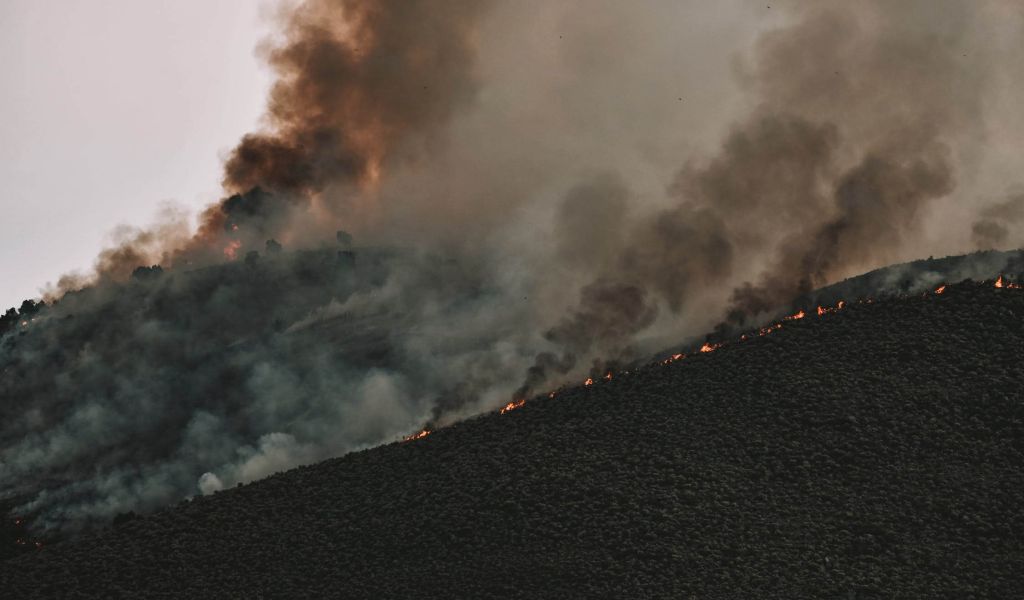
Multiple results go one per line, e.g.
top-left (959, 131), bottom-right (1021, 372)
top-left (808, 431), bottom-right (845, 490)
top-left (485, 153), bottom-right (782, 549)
top-left (3, 281), bottom-right (1023, 598)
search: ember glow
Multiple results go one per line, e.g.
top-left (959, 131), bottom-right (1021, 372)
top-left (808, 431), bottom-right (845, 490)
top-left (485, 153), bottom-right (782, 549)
top-left (399, 281), bottom-right (1019, 449)
top-left (222, 239), bottom-right (243, 260)
top-left (402, 429), bottom-right (431, 442)
top-left (995, 275), bottom-right (1023, 290)
top-left (500, 399), bottom-right (525, 414)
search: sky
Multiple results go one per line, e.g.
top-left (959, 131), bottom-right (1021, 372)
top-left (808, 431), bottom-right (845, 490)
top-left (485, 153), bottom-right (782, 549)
top-left (0, 0), bottom-right (273, 309)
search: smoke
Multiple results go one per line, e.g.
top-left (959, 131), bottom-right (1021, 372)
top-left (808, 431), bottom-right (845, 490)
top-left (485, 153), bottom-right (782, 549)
top-left (222, 0), bottom-right (489, 195)
top-left (5, 0), bottom-right (1024, 532)
top-left (972, 192), bottom-right (1024, 248)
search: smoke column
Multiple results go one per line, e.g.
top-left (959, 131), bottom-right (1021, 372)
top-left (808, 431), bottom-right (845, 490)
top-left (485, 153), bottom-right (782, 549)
top-left (3, 0), bottom-right (1023, 532)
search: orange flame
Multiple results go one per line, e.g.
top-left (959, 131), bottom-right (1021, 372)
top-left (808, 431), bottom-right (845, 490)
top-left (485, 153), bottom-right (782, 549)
top-left (584, 377), bottom-right (594, 386)
top-left (402, 428), bottom-right (431, 442)
top-left (223, 239), bottom-right (243, 260)
top-left (995, 275), bottom-right (1023, 289)
top-left (500, 399), bottom-right (525, 414)
top-left (785, 310), bottom-right (806, 321)
top-left (816, 300), bottom-right (847, 317)
top-left (700, 342), bottom-right (721, 353)
top-left (935, 285), bottom-right (946, 294)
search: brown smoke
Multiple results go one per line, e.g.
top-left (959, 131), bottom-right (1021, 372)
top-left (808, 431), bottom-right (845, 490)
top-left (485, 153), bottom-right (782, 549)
top-left (223, 0), bottom-right (489, 196)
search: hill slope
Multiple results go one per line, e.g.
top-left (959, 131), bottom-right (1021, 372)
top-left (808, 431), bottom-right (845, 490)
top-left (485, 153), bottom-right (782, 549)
top-left (2, 280), bottom-right (1023, 598)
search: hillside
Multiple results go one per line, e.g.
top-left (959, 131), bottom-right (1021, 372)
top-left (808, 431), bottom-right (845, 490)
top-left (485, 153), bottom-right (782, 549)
top-left (1, 278), bottom-right (1022, 598)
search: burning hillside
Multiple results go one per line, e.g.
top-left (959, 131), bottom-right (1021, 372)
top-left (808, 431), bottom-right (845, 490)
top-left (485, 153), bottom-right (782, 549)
top-left (4, 0), bottom-right (1024, 540)
top-left (2, 278), bottom-right (1022, 597)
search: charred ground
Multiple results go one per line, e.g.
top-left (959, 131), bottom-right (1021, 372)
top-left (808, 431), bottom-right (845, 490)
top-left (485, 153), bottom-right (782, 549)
top-left (2, 278), bottom-right (1023, 598)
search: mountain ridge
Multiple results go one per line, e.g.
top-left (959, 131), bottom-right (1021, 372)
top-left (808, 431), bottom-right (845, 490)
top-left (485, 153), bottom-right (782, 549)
top-left (2, 276), bottom-right (1022, 598)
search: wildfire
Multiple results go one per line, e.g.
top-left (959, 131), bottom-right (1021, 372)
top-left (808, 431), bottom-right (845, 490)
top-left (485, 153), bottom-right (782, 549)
top-left (994, 275), bottom-right (1021, 289)
top-left (816, 300), bottom-right (846, 317)
top-left (223, 239), bottom-right (243, 260)
top-left (402, 428), bottom-right (431, 442)
top-left (490, 279), bottom-right (1017, 434)
top-left (500, 399), bottom-right (525, 414)
top-left (662, 352), bottom-right (685, 365)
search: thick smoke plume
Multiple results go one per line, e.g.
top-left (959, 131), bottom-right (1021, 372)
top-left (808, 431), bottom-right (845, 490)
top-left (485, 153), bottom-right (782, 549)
top-left (4, 0), bottom-right (1024, 532)
top-left (222, 0), bottom-right (488, 195)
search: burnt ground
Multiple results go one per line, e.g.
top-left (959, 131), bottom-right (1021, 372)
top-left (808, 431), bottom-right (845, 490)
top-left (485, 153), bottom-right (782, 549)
top-left (2, 280), bottom-right (1023, 599)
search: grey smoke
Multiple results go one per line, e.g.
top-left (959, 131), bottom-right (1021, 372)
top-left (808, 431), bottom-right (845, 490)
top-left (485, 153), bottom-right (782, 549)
top-left (4, 0), bottom-right (1024, 532)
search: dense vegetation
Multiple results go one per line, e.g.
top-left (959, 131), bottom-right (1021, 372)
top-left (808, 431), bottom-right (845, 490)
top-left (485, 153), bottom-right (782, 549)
top-left (2, 279), bottom-right (1021, 598)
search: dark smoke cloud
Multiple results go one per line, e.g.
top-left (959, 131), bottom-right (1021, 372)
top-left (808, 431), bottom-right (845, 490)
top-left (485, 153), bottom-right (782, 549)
top-left (6, 1), bottom-right (1023, 533)
top-left (516, 0), bottom-right (1003, 389)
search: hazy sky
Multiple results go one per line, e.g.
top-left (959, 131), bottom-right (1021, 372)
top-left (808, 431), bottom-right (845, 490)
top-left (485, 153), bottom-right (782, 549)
top-left (0, 1), bottom-right (273, 309)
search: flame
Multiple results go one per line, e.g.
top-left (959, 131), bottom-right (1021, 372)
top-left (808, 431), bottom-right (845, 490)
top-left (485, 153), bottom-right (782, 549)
top-left (223, 239), bottom-right (243, 260)
top-left (816, 300), bottom-right (847, 317)
top-left (483, 278), bottom-right (1011, 432)
top-left (995, 275), bottom-right (1023, 289)
top-left (500, 399), bottom-right (525, 414)
top-left (402, 428), bottom-right (431, 442)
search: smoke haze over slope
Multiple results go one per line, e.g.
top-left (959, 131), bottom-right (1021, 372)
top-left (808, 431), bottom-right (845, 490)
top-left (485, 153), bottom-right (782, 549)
top-left (3, 0), bottom-right (1024, 531)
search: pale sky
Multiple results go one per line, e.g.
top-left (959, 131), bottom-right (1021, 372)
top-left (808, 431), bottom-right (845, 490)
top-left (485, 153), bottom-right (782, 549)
top-left (0, 1), bottom-right (273, 309)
